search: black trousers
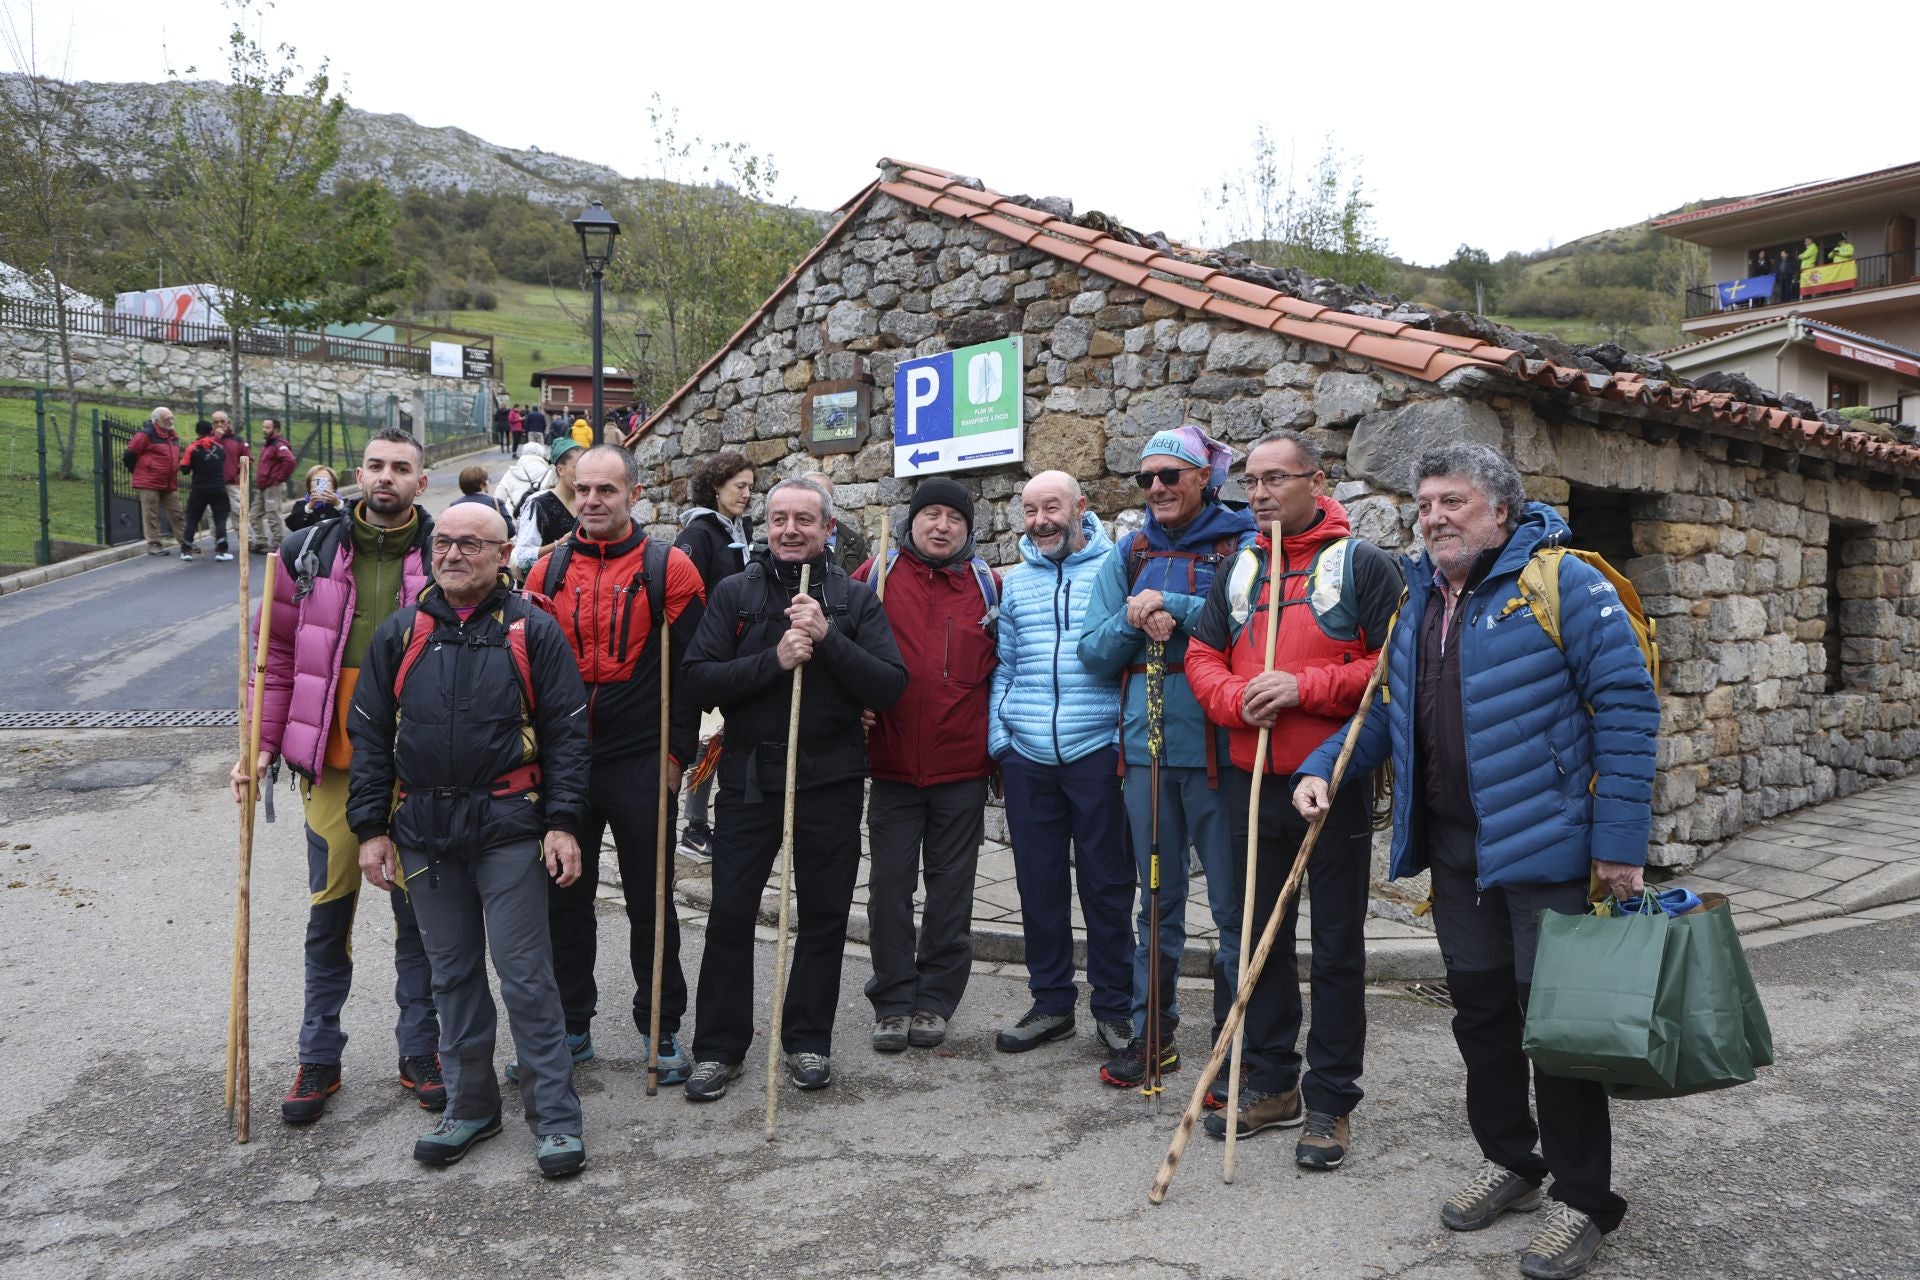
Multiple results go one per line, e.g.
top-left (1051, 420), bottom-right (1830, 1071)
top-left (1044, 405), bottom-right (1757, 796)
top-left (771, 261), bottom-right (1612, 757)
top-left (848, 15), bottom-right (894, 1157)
top-left (1428, 814), bottom-right (1627, 1234)
top-left (183, 488), bottom-right (230, 552)
top-left (548, 753), bottom-right (685, 1038)
top-left (1224, 765), bottom-right (1370, 1112)
top-left (693, 776), bottom-right (863, 1063)
top-left (863, 776), bottom-right (987, 1020)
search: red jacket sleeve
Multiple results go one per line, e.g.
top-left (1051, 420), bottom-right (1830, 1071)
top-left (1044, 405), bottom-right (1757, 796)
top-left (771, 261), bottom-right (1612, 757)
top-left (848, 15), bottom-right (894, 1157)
top-left (1185, 635), bottom-right (1248, 730)
top-left (1293, 649), bottom-right (1381, 719)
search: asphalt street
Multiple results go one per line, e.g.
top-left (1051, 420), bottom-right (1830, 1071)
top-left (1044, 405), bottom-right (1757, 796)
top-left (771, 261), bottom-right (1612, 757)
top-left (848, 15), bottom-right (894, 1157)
top-left (1, 725), bottom-right (1915, 1279)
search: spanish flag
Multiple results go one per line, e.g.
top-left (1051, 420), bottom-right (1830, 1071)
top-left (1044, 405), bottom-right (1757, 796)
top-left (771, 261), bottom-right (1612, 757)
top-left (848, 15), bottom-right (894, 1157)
top-left (1802, 261), bottom-right (1858, 297)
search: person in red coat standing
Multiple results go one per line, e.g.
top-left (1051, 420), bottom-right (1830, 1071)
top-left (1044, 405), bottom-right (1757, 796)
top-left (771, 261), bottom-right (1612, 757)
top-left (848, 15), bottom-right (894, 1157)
top-left (250, 417), bottom-right (298, 552)
top-left (852, 477), bottom-right (1000, 1053)
top-left (125, 406), bottom-right (185, 554)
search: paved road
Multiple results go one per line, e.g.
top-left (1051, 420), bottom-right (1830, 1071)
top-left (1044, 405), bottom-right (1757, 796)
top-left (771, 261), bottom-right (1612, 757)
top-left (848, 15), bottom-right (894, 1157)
top-left (1, 725), bottom-right (1915, 1279)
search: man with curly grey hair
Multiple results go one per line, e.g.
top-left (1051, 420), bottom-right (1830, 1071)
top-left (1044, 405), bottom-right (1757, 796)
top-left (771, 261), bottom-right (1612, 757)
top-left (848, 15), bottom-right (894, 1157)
top-left (1295, 440), bottom-right (1658, 1280)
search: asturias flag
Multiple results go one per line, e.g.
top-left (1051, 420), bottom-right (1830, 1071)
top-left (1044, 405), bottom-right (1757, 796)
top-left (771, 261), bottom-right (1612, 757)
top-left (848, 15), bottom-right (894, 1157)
top-left (1716, 276), bottom-right (1777, 308)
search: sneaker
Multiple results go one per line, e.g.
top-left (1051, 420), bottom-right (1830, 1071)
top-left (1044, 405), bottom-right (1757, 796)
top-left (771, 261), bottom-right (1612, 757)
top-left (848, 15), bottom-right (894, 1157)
top-left (639, 1031), bottom-right (692, 1086)
top-left (398, 1054), bottom-right (447, 1111)
top-left (146, 546), bottom-right (168, 556)
top-left (684, 1059), bottom-right (741, 1102)
top-left (179, 550), bottom-right (195, 561)
top-left (1095, 1017), bottom-right (1133, 1053)
top-left (1294, 1110), bottom-right (1351, 1170)
top-left (1203, 1085), bottom-right (1303, 1140)
top-left (1099, 1036), bottom-right (1178, 1088)
top-left (1441, 1159), bottom-right (1545, 1232)
top-left (280, 1062), bottom-right (341, 1125)
top-left (535, 1133), bottom-right (586, 1179)
top-left (786, 1051), bottom-right (832, 1090)
top-left (995, 1007), bottom-right (1075, 1054)
top-left (907, 1010), bottom-right (947, 1048)
top-left (1519, 1203), bottom-right (1604, 1279)
top-left (1203, 1062), bottom-right (1248, 1111)
top-left (677, 824), bottom-right (713, 863)
top-left (871, 1014), bottom-right (911, 1054)
top-left (214, 551), bottom-right (234, 562)
top-left (506, 1030), bottom-right (594, 1085)
top-left (412, 1113), bottom-right (503, 1166)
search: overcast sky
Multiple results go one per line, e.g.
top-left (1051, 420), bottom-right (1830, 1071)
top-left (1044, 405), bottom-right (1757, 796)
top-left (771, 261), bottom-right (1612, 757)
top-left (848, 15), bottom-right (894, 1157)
top-left (12, 0), bottom-right (1917, 266)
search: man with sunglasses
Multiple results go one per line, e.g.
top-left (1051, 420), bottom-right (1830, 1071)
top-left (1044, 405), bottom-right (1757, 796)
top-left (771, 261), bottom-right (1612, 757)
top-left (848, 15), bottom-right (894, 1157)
top-left (1079, 425), bottom-right (1256, 1095)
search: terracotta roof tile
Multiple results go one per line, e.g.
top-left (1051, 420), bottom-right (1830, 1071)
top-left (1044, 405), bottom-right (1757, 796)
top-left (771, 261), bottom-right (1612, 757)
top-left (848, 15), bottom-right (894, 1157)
top-left (1083, 256), bottom-right (1153, 288)
top-left (1148, 257), bottom-right (1218, 284)
top-left (1139, 276), bottom-right (1214, 313)
top-left (971, 213), bottom-right (1041, 246)
top-left (1208, 274), bottom-right (1284, 307)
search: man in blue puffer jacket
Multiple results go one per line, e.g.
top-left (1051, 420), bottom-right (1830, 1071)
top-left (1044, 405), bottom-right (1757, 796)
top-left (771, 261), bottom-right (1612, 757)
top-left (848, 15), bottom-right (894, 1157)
top-left (1295, 442), bottom-right (1658, 1280)
top-left (1079, 426), bottom-right (1257, 1093)
top-left (989, 471), bottom-right (1134, 1057)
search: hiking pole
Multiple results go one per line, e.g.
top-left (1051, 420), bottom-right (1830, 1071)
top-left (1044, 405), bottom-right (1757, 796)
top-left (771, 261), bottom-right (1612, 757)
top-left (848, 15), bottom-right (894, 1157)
top-left (765, 563), bottom-right (811, 1142)
top-left (1142, 637), bottom-right (1167, 1111)
top-left (226, 458), bottom-right (253, 1122)
top-left (1225, 520), bottom-right (1284, 1184)
top-left (647, 595), bottom-right (673, 1097)
top-left (1149, 650), bottom-right (1387, 1205)
top-left (229, 552), bottom-right (277, 1144)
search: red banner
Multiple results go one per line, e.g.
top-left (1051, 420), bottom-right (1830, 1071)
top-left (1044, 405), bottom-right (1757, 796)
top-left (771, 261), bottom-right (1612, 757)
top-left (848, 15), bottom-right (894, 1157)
top-left (1811, 334), bottom-right (1920, 378)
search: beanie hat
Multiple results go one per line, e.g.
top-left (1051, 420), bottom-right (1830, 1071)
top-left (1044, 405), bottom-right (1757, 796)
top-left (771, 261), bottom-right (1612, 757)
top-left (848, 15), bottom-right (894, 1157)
top-left (1141, 424), bottom-right (1233, 489)
top-left (549, 436), bottom-right (582, 465)
top-left (908, 476), bottom-right (973, 530)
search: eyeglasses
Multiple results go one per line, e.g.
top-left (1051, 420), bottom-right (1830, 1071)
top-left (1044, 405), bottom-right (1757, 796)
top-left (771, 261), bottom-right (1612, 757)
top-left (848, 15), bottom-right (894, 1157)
top-left (430, 535), bottom-right (508, 557)
top-left (1245, 470), bottom-right (1319, 491)
top-left (1133, 465), bottom-right (1202, 490)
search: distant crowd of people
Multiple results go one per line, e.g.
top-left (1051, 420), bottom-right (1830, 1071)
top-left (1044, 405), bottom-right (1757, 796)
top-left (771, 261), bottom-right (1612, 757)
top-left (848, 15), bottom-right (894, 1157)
top-left (492, 402), bottom-right (649, 454)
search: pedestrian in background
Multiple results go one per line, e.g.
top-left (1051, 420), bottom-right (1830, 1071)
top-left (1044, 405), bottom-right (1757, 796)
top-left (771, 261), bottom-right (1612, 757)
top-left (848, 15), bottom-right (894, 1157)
top-left (125, 406), bottom-right (185, 555)
top-left (509, 438), bottom-right (582, 579)
top-left (286, 465), bottom-right (346, 532)
top-left (179, 419), bottom-right (233, 562)
top-left (250, 418), bottom-right (297, 553)
top-left (213, 411), bottom-right (250, 534)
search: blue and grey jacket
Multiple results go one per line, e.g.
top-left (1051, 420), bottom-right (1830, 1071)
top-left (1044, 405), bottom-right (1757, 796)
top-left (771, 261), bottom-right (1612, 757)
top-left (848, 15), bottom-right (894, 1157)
top-left (990, 513), bottom-right (1119, 765)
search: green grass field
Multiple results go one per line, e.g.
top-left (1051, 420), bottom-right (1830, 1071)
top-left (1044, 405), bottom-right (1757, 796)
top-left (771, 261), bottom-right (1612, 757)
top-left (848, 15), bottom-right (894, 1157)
top-left (0, 394), bottom-right (115, 565)
top-left (414, 280), bottom-right (632, 399)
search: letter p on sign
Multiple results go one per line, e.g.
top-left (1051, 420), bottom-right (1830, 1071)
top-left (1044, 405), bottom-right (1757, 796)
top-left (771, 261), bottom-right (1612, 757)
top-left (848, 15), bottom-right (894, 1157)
top-left (904, 367), bottom-right (940, 437)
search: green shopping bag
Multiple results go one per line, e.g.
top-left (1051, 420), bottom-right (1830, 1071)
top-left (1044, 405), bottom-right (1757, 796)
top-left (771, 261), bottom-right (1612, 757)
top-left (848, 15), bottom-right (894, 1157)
top-left (1522, 897), bottom-right (1684, 1090)
top-left (1607, 897), bottom-right (1773, 1100)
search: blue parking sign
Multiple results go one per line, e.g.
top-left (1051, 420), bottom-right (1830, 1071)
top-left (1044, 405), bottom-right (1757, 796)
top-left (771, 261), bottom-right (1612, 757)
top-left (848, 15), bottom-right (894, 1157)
top-left (891, 337), bottom-right (1023, 477)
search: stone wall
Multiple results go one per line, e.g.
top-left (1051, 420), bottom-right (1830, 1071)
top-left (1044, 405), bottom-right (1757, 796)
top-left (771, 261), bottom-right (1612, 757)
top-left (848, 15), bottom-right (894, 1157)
top-left (640, 189), bottom-right (1920, 868)
top-left (0, 325), bottom-right (496, 421)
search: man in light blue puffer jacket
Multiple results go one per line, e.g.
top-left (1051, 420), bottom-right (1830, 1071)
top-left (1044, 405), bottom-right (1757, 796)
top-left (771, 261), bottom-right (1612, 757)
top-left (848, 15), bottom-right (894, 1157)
top-left (989, 471), bottom-right (1136, 1056)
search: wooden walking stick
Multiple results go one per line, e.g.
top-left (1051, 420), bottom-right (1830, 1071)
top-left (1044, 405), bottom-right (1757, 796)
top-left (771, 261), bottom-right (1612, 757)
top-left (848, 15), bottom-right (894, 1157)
top-left (764, 563), bottom-right (811, 1141)
top-left (873, 512), bottom-right (890, 602)
top-left (647, 592), bottom-right (673, 1097)
top-left (1224, 521), bottom-right (1284, 1183)
top-left (226, 457), bottom-right (253, 1121)
top-left (229, 552), bottom-right (277, 1143)
top-left (1149, 650), bottom-right (1388, 1204)
top-left (1142, 637), bottom-right (1167, 1109)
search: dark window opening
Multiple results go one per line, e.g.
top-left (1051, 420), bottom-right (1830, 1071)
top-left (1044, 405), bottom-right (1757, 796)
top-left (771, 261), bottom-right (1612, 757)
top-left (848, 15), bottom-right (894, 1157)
top-left (1825, 520), bottom-right (1868, 693)
top-left (1827, 375), bottom-right (1865, 411)
top-left (1566, 484), bottom-right (1636, 567)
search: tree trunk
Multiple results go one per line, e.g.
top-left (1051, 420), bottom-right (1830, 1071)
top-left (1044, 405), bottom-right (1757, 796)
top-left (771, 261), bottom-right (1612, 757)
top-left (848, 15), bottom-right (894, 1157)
top-left (229, 330), bottom-right (243, 427)
top-left (52, 292), bottom-right (81, 480)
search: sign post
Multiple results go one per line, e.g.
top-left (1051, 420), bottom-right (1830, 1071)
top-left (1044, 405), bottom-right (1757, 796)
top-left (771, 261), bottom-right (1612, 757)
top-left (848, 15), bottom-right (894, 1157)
top-left (892, 336), bottom-right (1023, 477)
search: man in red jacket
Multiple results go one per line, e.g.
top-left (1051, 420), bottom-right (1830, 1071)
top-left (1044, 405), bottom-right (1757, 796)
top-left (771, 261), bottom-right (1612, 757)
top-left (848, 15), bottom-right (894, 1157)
top-left (250, 417), bottom-right (298, 553)
top-left (214, 411), bottom-right (252, 528)
top-left (852, 476), bottom-right (999, 1053)
top-left (126, 406), bottom-right (185, 554)
top-left (1184, 430), bottom-right (1402, 1171)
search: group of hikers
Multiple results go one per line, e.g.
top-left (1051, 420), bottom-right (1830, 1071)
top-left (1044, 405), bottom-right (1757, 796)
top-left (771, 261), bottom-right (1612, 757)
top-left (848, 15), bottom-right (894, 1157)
top-left (229, 419), bottom-right (1657, 1280)
top-left (124, 407), bottom-right (298, 559)
top-left (493, 402), bottom-right (643, 454)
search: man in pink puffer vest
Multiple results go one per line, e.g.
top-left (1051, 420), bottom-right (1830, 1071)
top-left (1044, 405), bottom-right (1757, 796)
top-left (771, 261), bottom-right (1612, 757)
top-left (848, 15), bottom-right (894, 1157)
top-left (231, 428), bottom-right (445, 1126)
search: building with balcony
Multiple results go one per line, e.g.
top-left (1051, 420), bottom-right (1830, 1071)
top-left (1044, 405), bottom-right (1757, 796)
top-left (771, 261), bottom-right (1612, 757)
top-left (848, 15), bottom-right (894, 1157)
top-left (1656, 161), bottom-right (1920, 421)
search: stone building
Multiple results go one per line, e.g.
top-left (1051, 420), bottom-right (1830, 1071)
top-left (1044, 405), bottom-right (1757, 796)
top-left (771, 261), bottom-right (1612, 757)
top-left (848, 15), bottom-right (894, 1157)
top-left (633, 158), bottom-right (1920, 868)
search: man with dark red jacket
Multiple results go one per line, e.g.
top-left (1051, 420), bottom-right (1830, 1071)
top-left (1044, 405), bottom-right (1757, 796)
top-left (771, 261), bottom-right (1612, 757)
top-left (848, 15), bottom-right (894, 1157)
top-left (1185, 430), bottom-right (1401, 1172)
top-left (852, 477), bottom-right (999, 1053)
top-left (125, 406), bottom-right (185, 554)
top-left (525, 445), bottom-right (707, 1084)
top-left (250, 418), bottom-right (298, 552)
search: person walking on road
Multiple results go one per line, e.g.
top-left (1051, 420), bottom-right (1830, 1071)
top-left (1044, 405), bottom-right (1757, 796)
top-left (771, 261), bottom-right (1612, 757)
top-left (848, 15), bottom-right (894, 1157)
top-left (679, 479), bottom-right (906, 1100)
top-left (521, 445), bottom-right (707, 1086)
top-left (347, 500), bottom-right (594, 1178)
top-left (494, 442), bottom-right (552, 521)
top-left (1185, 430), bottom-right (1402, 1169)
top-left (125, 406), bottom-right (185, 555)
top-left (230, 428), bottom-right (443, 1127)
top-left (249, 418), bottom-right (297, 553)
top-left (524, 404), bottom-right (548, 446)
top-left (852, 477), bottom-right (999, 1053)
top-left (179, 420), bottom-right (233, 562)
top-left (1079, 425), bottom-right (1256, 1096)
top-left (1293, 441), bottom-right (1658, 1279)
top-left (989, 470), bottom-right (1135, 1058)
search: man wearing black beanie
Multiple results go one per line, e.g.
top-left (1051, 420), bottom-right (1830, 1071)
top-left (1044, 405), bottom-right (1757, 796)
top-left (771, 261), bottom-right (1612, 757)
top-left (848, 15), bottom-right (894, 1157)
top-left (852, 474), bottom-right (1000, 1054)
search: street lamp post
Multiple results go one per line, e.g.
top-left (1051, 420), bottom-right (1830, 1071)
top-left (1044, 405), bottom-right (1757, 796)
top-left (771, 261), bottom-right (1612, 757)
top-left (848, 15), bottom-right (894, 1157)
top-left (572, 200), bottom-right (621, 444)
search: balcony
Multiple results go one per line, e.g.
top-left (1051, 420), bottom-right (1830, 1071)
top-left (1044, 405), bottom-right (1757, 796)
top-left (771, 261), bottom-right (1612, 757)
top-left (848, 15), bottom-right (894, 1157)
top-left (1686, 248), bottom-right (1919, 319)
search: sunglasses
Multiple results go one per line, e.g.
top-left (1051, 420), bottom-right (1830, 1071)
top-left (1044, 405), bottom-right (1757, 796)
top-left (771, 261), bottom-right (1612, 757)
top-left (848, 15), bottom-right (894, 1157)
top-left (1133, 465), bottom-right (1202, 490)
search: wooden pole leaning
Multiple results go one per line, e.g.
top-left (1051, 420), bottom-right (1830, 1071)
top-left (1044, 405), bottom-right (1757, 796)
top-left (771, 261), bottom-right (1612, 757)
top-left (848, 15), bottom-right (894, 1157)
top-left (647, 597), bottom-right (672, 1097)
top-left (764, 563), bottom-right (811, 1141)
top-left (230, 550), bottom-right (276, 1144)
top-left (1224, 520), bottom-right (1285, 1184)
top-left (873, 512), bottom-right (891, 602)
top-left (226, 458), bottom-right (253, 1122)
top-left (1149, 650), bottom-right (1388, 1204)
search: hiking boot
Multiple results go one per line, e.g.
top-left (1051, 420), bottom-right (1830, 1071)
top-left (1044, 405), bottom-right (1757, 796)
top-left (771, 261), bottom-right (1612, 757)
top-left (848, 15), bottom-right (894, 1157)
top-left (871, 1014), bottom-right (911, 1054)
top-left (639, 1031), bottom-right (692, 1086)
top-left (1294, 1110), bottom-right (1351, 1171)
top-left (786, 1051), bottom-right (832, 1090)
top-left (1095, 1017), bottom-right (1133, 1053)
top-left (280, 1062), bottom-right (341, 1125)
top-left (506, 1030), bottom-right (594, 1085)
top-left (398, 1054), bottom-right (447, 1111)
top-left (908, 1010), bottom-right (947, 1048)
top-left (1100, 1036), bottom-right (1178, 1088)
top-left (535, 1133), bottom-right (586, 1179)
top-left (684, 1060), bottom-right (740, 1102)
top-left (1519, 1203), bottom-right (1604, 1279)
top-left (677, 824), bottom-right (713, 863)
top-left (1203, 1086), bottom-right (1303, 1140)
top-left (995, 1007), bottom-right (1074, 1053)
top-left (1203, 1062), bottom-right (1248, 1111)
top-left (1441, 1159), bottom-right (1545, 1232)
top-left (412, 1113), bottom-right (502, 1166)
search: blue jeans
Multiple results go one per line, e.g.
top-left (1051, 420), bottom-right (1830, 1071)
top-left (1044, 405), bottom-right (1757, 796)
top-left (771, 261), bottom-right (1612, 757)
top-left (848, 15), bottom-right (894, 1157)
top-left (1123, 763), bottom-right (1239, 1042)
